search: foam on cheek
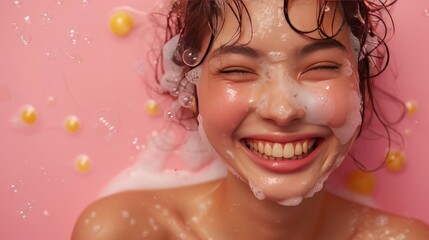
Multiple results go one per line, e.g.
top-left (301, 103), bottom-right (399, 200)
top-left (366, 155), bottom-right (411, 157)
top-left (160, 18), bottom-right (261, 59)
top-left (297, 62), bottom-right (361, 144)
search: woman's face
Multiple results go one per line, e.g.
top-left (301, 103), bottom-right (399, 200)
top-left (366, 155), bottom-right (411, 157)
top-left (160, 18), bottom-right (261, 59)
top-left (195, 0), bottom-right (362, 205)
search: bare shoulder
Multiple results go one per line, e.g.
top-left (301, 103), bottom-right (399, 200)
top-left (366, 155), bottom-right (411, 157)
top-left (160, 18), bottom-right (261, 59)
top-left (71, 180), bottom-right (222, 240)
top-left (353, 205), bottom-right (429, 239)
top-left (71, 190), bottom-right (169, 240)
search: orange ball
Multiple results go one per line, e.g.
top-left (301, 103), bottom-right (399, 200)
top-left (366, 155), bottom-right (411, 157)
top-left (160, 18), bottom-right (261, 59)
top-left (75, 154), bottom-right (91, 173)
top-left (385, 150), bottom-right (406, 172)
top-left (110, 11), bottom-right (133, 36)
top-left (21, 106), bottom-right (37, 124)
top-left (346, 170), bottom-right (376, 196)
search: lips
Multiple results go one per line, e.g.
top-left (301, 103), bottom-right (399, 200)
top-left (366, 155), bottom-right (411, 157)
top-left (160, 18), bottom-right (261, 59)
top-left (241, 137), bottom-right (321, 173)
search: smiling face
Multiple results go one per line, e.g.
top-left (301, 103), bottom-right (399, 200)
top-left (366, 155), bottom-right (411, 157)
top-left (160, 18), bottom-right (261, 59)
top-left (194, 0), bottom-right (362, 205)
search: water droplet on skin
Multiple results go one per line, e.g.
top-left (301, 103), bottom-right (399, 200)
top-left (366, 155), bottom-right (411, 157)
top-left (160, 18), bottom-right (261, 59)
top-left (324, 5), bottom-right (330, 12)
top-left (121, 210), bottom-right (130, 218)
top-left (43, 210), bottom-right (50, 216)
top-left (142, 231), bottom-right (149, 238)
top-left (69, 29), bottom-right (79, 44)
top-left (92, 224), bottom-right (101, 233)
top-left (93, 109), bottom-right (119, 141)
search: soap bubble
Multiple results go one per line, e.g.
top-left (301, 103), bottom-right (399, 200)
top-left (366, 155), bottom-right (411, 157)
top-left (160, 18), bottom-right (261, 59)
top-left (69, 29), bottom-right (79, 44)
top-left (93, 109), bottom-right (119, 141)
top-left (182, 48), bottom-right (200, 67)
top-left (178, 92), bottom-right (195, 108)
top-left (41, 11), bottom-right (53, 24)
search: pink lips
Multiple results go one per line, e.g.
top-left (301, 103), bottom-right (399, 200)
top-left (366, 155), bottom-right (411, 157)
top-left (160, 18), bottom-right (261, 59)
top-left (241, 138), bottom-right (321, 174)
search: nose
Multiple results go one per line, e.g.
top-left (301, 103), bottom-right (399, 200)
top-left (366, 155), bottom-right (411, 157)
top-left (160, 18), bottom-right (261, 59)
top-left (255, 86), bottom-right (305, 126)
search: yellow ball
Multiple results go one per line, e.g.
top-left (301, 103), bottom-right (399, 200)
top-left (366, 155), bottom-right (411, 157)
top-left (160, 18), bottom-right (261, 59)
top-left (21, 106), bottom-right (37, 124)
top-left (145, 99), bottom-right (159, 116)
top-left (65, 115), bottom-right (80, 133)
top-left (75, 154), bottom-right (91, 173)
top-left (405, 101), bottom-right (418, 116)
top-left (385, 150), bottom-right (405, 172)
top-left (346, 170), bottom-right (376, 196)
top-left (110, 11), bottom-right (133, 36)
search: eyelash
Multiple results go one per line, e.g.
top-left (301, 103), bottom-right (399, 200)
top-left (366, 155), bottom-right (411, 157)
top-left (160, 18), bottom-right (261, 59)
top-left (217, 68), bottom-right (254, 74)
top-left (305, 64), bottom-right (340, 72)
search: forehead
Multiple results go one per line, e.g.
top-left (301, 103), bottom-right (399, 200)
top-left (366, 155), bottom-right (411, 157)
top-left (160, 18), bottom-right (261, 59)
top-left (214, 0), bottom-right (348, 51)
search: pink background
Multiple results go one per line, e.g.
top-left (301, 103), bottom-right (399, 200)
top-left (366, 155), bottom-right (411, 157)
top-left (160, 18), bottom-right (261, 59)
top-left (1, 0), bottom-right (428, 239)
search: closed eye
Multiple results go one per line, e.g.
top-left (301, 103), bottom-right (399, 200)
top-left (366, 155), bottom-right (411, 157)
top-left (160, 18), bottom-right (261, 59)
top-left (299, 63), bottom-right (341, 80)
top-left (304, 64), bottom-right (340, 72)
top-left (218, 67), bottom-right (255, 74)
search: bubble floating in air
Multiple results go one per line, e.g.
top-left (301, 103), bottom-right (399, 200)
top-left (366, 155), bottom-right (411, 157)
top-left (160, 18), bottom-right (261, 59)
top-left (13, 0), bottom-right (21, 7)
top-left (69, 29), bottom-right (79, 44)
top-left (9, 180), bottom-right (24, 194)
top-left (24, 15), bottom-right (32, 24)
top-left (41, 11), bottom-right (53, 24)
top-left (93, 109), bottom-right (119, 141)
top-left (422, 8), bottom-right (429, 17)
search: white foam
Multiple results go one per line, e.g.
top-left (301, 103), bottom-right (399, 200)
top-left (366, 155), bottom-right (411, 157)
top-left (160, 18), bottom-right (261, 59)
top-left (100, 129), bottom-right (227, 197)
top-left (277, 197), bottom-right (303, 207)
top-left (249, 181), bottom-right (266, 200)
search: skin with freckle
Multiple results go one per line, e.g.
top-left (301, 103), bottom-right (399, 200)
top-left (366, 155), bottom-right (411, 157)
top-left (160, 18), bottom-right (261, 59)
top-left (72, 1), bottom-right (429, 239)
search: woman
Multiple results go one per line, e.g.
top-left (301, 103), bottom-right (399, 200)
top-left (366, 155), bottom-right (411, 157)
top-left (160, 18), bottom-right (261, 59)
top-left (72, 0), bottom-right (429, 239)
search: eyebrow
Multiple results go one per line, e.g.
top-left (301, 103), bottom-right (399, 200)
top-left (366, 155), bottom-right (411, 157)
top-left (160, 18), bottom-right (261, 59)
top-left (209, 39), bottom-right (346, 59)
top-left (210, 45), bottom-right (261, 59)
top-left (298, 39), bottom-right (346, 56)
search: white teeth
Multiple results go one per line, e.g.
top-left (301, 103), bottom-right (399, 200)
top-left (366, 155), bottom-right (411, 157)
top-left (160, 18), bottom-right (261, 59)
top-left (258, 142), bottom-right (264, 154)
top-left (283, 143), bottom-right (294, 158)
top-left (272, 143), bottom-right (283, 158)
top-left (302, 141), bottom-right (308, 153)
top-left (295, 143), bottom-right (302, 156)
top-left (264, 144), bottom-right (272, 156)
top-left (246, 139), bottom-right (317, 160)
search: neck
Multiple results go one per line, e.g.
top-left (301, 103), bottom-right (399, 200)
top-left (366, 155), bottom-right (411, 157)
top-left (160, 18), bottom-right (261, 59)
top-left (214, 173), bottom-right (326, 239)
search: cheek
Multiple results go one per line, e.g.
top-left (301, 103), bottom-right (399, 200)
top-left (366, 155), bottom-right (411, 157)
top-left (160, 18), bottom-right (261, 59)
top-left (302, 79), bottom-right (361, 143)
top-left (197, 83), bottom-right (253, 135)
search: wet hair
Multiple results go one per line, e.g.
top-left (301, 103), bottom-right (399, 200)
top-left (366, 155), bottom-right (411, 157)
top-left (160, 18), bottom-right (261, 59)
top-left (154, 0), bottom-right (403, 170)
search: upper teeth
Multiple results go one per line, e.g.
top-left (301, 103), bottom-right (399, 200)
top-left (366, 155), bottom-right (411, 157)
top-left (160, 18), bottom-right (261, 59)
top-left (247, 139), bottom-right (316, 159)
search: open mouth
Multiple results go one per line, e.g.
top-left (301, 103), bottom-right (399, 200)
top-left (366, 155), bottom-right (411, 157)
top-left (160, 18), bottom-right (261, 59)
top-left (243, 138), bottom-right (318, 161)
